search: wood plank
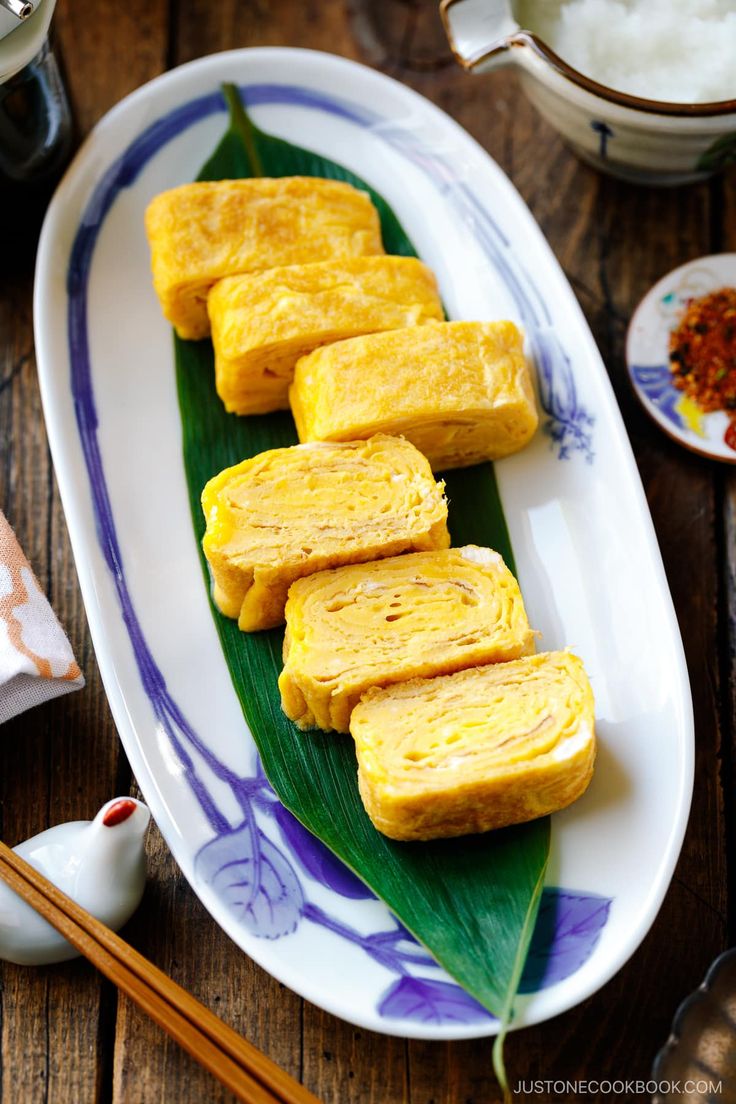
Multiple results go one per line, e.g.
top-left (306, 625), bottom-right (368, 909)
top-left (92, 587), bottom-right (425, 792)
top-left (1, 1), bottom-right (725, 1100)
top-left (172, 0), bottom-right (361, 65)
top-left (54, 0), bottom-right (169, 134)
top-left (353, 4), bottom-right (727, 1100)
top-left (712, 172), bottom-right (736, 944)
top-left (0, 268), bottom-right (121, 1103)
top-left (301, 1016), bottom-right (407, 1104)
top-left (498, 86), bottom-right (725, 1104)
top-left (81, 2), bottom-right (317, 1097)
top-left (112, 810), bottom-right (303, 1104)
top-left (724, 465), bottom-right (736, 942)
top-left (166, 8), bottom-right (416, 1101)
top-left (161, 2), bottom-right (725, 1099)
top-left (0, 3), bottom-right (169, 1101)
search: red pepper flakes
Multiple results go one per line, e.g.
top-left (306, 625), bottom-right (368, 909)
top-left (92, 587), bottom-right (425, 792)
top-left (669, 287), bottom-right (736, 417)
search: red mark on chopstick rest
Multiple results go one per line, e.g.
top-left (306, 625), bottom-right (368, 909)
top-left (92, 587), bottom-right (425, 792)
top-left (102, 799), bottom-right (138, 827)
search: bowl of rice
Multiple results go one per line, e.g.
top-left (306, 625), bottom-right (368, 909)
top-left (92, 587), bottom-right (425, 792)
top-left (440, 0), bottom-right (736, 184)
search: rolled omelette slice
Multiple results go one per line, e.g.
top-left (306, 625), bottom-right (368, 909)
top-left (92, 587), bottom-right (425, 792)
top-left (289, 319), bottom-right (538, 470)
top-left (145, 178), bottom-right (384, 340)
top-left (201, 435), bottom-right (450, 632)
top-left (208, 257), bottom-right (445, 415)
top-left (351, 651), bottom-right (595, 841)
top-left (279, 545), bottom-right (534, 733)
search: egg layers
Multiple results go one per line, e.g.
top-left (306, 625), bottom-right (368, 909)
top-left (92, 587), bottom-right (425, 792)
top-left (279, 545), bottom-right (534, 733)
top-left (201, 436), bottom-right (449, 632)
top-left (208, 257), bottom-right (444, 415)
top-left (145, 178), bottom-right (384, 340)
top-left (351, 651), bottom-right (595, 840)
top-left (289, 319), bottom-right (539, 470)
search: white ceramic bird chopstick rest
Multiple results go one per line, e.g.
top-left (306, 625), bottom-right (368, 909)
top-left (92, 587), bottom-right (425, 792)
top-left (0, 797), bottom-right (150, 964)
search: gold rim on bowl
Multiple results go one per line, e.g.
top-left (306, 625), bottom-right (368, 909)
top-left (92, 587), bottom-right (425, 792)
top-left (440, 0), bottom-right (736, 118)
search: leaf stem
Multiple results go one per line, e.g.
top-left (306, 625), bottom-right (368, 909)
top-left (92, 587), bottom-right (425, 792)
top-left (221, 82), bottom-right (265, 177)
top-left (492, 843), bottom-right (550, 1103)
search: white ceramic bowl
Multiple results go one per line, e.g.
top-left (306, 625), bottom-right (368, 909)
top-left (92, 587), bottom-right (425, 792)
top-left (441, 0), bottom-right (736, 185)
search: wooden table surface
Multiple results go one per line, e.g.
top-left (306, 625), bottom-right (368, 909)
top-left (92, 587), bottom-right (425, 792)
top-left (0, 2), bottom-right (732, 1101)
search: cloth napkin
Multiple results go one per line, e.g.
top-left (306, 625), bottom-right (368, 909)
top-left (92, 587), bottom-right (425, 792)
top-left (0, 511), bottom-right (84, 724)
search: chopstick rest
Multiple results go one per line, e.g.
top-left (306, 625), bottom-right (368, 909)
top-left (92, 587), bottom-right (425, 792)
top-left (0, 841), bottom-right (321, 1104)
top-left (0, 797), bottom-right (149, 965)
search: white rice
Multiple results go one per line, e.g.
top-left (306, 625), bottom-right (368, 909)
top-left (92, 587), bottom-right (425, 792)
top-left (513, 0), bottom-right (736, 103)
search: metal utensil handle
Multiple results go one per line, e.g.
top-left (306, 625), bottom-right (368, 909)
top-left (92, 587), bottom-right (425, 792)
top-left (1, 0), bottom-right (33, 20)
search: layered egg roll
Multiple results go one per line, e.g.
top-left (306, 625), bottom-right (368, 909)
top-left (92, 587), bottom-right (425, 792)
top-left (208, 257), bottom-right (444, 414)
top-left (351, 651), bottom-right (595, 840)
top-left (201, 435), bottom-right (449, 632)
top-left (289, 320), bottom-right (539, 470)
top-left (145, 178), bottom-right (384, 340)
top-left (279, 545), bottom-right (534, 732)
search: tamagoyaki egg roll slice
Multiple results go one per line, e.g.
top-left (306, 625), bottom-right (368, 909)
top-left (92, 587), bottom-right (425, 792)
top-left (208, 256), bottom-right (444, 415)
top-left (278, 545), bottom-right (534, 733)
top-left (201, 435), bottom-right (449, 632)
top-left (351, 651), bottom-right (595, 840)
top-left (289, 319), bottom-right (538, 470)
top-left (145, 178), bottom-right (384, 340)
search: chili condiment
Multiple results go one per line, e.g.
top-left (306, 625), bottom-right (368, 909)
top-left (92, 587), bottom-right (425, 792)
top-left (669, 287), bottom-right (736, 417)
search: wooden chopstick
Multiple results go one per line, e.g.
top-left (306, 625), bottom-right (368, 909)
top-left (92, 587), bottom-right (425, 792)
top-left (0, 841), bottom-right (321, 1104)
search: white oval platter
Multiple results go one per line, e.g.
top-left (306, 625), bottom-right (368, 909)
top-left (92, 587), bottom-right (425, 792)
top-left (33, 47), bottom-right (693, 1040)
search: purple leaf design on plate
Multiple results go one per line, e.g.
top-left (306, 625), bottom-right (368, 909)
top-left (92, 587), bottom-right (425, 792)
top-left (533, 328), bottom-right (595, 461)
top-left (378, 977), bottom-right (495, 1026)
top-left (374, 887), bottom-right (612, 1024)
top-left (195, 817), bottom-right (304, 938)
top-left (272, 801), bottom-right (375, 900)
top-left (519, 888), bottom-right (612, 993)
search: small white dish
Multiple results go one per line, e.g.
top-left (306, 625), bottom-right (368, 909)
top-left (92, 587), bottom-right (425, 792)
top-left (33, 47), bottom-right (693, 1038)
top-left (0, 798), bottom-right (150, 965)
top-left (627, 253), bottom-right (736, 463)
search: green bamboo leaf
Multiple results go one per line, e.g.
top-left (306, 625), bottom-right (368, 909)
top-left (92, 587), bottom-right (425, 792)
top-left (175, 84), bottom-right (550, 1034)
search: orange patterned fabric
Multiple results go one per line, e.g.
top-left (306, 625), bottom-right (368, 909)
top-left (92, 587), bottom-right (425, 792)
top-left (0, 511), bottom-right (84, 724)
